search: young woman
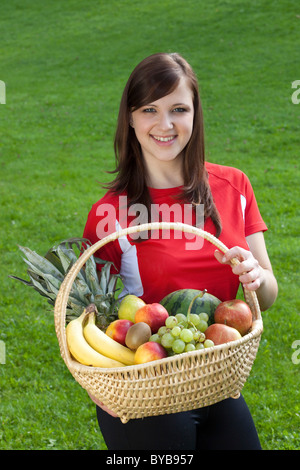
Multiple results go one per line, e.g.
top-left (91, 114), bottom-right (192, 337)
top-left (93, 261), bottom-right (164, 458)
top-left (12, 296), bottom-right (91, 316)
top-left (83, 53), bottom-right (278, 450)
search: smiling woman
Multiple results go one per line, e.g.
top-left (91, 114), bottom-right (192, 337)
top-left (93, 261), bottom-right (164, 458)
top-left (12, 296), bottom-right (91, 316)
top-left (82, 52), bottom-right (278, 450)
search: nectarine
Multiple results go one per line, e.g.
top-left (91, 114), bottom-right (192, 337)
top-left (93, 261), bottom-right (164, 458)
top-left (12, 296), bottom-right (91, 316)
top-left (135, 303), bottom-right (169, 333)
top-left (105, 319), bottom-right (134, 346)
top-left (134, 342), bottom-right (168, 364)
top-left (205, 323), bottom-right (241, 345)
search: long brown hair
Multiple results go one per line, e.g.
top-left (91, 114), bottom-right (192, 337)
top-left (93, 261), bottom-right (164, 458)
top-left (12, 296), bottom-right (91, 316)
top-left (106, 52), bottom-right (222, 237)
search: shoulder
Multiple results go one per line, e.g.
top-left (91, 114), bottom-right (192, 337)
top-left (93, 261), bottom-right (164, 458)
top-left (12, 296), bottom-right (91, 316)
top-left (205, 161), bottom-right (252, 196)
top-left (205, 161), bottom-right (248, 182)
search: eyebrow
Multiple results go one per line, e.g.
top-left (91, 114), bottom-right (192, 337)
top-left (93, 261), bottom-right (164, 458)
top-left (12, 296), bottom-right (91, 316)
top-left (145, 103), bottom-right (191, 108)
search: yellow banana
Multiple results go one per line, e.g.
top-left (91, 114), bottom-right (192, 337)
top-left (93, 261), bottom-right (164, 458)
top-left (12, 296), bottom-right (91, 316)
top-left (83, 311), bottom-right (136, 366)
top-left (66, 310), bottom-right (126, 368)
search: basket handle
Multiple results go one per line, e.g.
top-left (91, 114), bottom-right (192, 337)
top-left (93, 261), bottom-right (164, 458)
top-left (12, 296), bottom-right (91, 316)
top-left (54, 222), bottom-right (262, 357)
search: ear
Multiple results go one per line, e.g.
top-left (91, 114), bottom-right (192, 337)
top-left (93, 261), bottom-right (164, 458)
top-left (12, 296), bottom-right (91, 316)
top-left (129, 113), bottom-right (134, 128)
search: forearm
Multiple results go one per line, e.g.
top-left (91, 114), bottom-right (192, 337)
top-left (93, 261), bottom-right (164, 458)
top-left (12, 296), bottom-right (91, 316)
top-left (250, 266), bottom-right (278, 312)
top-left (214, 231), bottom-right (278, 312)
top-left (87, 392), bottom-right (119, 418)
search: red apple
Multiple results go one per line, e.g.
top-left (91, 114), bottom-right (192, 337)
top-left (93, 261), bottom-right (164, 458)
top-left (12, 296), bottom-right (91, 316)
top-left (214, 299), bottom-right (253, 336)
top-left (105, 319), bottom-right (134, 346)
top-left (135, 303), bottom-right (169, 333)
top-left (134, 342), bottom-right (168, 364)
top-left (205, 323), bottom-right (241, 345)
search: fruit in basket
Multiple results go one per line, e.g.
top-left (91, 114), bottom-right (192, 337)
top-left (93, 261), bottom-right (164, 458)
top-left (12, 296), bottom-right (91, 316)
top-left (135, 303), bottom-right (169, 333)
top-left (160, 289), bottom-right (221, 326)
top-left (118, 294), bottom-right (146, 322)
top-left (125, 322), bottom-right (152, 350)
top-left (204, 323), bottom-right (241, 345)
top-left (150, 310), bottom-right (211, 355)
top-left (134, 342), bottom-right (168, 364)
top-left (214, 299), bottom-right (253, 336)
top-left (10, 238), bottom-right (120, 330)
top-left (66, 308), bottom-right (126, 368)
top-left (106, 319), bottom-right (134, 346)
top-left (203, 339), bottom-right (215, 348)
top-left (83, 305), bottom-right (136, 365)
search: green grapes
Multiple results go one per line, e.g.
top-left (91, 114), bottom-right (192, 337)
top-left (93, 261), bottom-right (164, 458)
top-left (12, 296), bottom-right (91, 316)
top-left (188, 313), bottom-right (201, 327)
top-left (175, 313), bottom-right (187, 325)
top-left (149, 333), bottom-right (161, 343)
top-left (198, 312), bottom-right (209, 322)
top-left (154, 313), bottom-right (214, 357)
top-left (161, 332), bottom-right (175, 349)
top-left (157, 326), bottom-right (168, 336)
top-left (198, 320), bottom-right (208, 332)
top-left (180, 328), bottom-right (194, 343)
top-left (193, 330), bottom-right (205, 342)
top-left (171, 326), bottom-right (181, 337)
top-left (185, 343), bottom-right (196, 352)
top-left (172, 339), bottom-right (186, 354)
top-left (165, 316), bottom-right (178, 329)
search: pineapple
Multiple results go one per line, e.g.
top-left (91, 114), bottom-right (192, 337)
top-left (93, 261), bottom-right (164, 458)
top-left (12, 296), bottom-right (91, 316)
top-left (10, 238), bottom-right (120, 330)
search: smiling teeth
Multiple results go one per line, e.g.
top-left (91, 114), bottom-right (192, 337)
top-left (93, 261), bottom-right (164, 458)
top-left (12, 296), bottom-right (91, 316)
top-left (153, 136), bottom-right (174, 142)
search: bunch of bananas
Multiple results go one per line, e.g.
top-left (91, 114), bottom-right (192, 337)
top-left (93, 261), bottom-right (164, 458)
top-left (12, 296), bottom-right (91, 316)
top-left (66, 304), bottom-right (135, 368)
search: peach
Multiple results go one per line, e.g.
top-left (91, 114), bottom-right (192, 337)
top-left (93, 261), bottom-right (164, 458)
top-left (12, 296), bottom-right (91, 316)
top-left (134, 341), bottom-right (168, 364)
top-left (205, 323), bottom-right (241, 346)
top-left (105, 319), bottom-right (134, 346)
top-left (135, 303), bottom-right (169, 333)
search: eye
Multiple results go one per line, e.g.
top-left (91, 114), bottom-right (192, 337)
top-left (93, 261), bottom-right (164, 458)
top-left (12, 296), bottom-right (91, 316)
top-left (173, 107), bottom-right (187, 113)
top-left (142, 107), bottom-right (156, 113)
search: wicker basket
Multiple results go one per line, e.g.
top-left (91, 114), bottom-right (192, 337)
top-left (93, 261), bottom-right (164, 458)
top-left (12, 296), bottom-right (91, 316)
top-left (54, 222), bottom-right (263, 424)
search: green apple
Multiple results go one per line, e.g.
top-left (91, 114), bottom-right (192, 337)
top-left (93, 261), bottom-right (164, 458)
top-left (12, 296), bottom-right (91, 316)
top-left (118, 294), bottom-right (146, 323)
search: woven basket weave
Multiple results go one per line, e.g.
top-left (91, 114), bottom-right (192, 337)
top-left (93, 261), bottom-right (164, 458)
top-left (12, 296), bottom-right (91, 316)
top-left (54, 222), bottom-right (263, 424)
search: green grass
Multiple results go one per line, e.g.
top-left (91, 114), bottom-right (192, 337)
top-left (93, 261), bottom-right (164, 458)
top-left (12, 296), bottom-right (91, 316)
top-left (1, 0), bottom-right (299, 450)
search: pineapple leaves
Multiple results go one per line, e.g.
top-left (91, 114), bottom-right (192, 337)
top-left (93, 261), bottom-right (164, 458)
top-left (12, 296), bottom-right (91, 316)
top-left (56, 245), bottom-right (75, 273)
top-left (84, 255), bottom-right (102, 296)
top-left (18, 245), bottom-right (65, 281)
top-left (10, 237), bottom-right (121, 325)
top-left (45, 237), bottom-right (92, 263)
top-left (100, 261), bottom-right (113, 293)
top-left (28, 273), bottom-right (57, 301)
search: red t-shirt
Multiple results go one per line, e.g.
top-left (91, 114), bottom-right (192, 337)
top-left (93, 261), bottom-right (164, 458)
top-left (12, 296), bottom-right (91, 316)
top-left (83, 162), bottom-right (267, 303)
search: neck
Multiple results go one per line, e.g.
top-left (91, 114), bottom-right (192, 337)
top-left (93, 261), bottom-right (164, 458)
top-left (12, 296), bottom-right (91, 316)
top-left (144, 158), bottom-right (184, 189)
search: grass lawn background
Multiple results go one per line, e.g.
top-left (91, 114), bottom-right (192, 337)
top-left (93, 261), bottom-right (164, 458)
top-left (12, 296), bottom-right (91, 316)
top-left (0, 0), bottom-right (299, 450)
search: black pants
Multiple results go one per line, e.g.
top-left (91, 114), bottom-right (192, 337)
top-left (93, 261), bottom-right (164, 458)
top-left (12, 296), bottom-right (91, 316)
top-left (96, 395), bottom-right (262, 450)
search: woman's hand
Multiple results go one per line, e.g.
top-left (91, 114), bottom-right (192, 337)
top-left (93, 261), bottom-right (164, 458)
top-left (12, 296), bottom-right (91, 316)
top-left (214, 232), bottom-right (278, 311)
top-left (214, 246), bottom-right (264, 292)
top-left (87, 392), bottom-right (119, 418)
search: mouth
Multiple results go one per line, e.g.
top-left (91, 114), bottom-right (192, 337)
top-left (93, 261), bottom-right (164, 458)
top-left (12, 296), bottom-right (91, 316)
top-left (151, 135), bottom-right (177, 143)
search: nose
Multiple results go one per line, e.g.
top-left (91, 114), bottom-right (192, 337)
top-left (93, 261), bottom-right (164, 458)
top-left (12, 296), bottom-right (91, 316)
top-left (157, 112), bottom-right (174, 131)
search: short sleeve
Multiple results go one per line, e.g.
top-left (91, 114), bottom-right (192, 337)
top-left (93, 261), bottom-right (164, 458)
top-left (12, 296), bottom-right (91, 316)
top-left (243, 174), bottom-right (268, 237)
top-left (82, 200), bottom-right (122, 274)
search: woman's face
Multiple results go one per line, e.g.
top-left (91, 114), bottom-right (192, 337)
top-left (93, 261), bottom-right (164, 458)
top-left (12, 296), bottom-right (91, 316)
top-left (130, 77), bottom-right (194, 175)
